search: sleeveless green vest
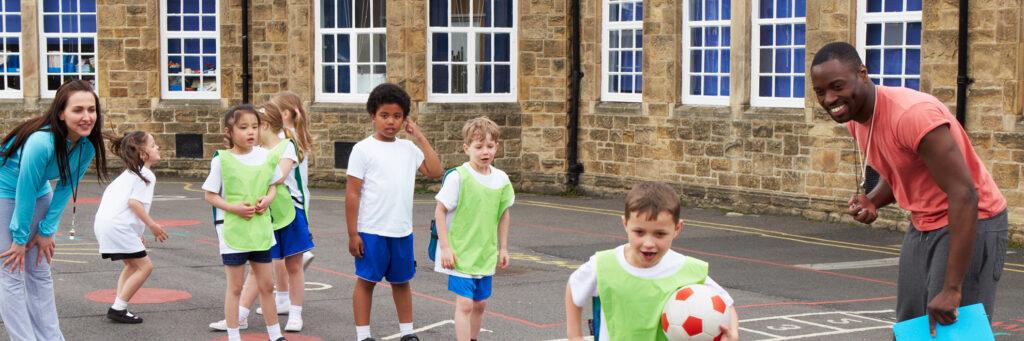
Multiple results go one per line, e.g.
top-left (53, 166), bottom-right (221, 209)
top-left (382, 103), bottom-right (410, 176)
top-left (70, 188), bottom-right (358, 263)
top-left (267, 140), bottom-right (296, 230)
top-left (448, 165), bottom-right (514, 276)
top-left (219, 149), bottom-right (276, 251)
top-left (596, 249), bottom-right (709, 341)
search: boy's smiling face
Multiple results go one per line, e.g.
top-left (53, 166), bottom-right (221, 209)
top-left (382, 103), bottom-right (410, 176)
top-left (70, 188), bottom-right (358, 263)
top-left (622, 211), bottom-right (683, 268)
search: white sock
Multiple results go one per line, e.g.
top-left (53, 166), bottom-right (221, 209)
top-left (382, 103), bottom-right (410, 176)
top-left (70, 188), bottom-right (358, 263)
top-left (111, 297), bottom-right (128, 311)
top-left (289, 305), bottom-right (303, 317)
top-left (399, 322), bottom-right (414, 336)
top-left (356, 325), bottom-right (371, 341)
top-left (276, 291), bottom-right (290, 303)
top-left (267, 323), bottom-right (283, 339)
top-left (227, 328), bottom-right (241, 341)
top-left (239, 306), bottom-right (250, 320)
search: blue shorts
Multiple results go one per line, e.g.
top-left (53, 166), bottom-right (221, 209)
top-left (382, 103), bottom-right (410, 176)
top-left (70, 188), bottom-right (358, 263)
top-left (448, 275), bottom-right (493, 301)
top-left (354, 232), bottom-right (416, 283)
top-left (222, 250), bottom-right (272, 266)
top-left (270, 208), bottom-right (315, 259)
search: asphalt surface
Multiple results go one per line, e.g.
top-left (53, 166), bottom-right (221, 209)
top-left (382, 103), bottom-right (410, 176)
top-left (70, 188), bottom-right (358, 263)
top-left (1, 178), bottom-right (1021, 340)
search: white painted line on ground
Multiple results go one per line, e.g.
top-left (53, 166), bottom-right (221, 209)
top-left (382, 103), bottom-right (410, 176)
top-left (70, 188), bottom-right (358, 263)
top-left (781, 317), bottom-right (845, 331)
top-left (794, 257), bottom-right (900, 270)
top-left (740, 310), bottom-right (894, 323)
top-left (304, 281), bottom-right (332, 291)
top-left (739, 327), bottom-right (783, 338)
top-left (839, 312), bottom-right (895, 325)
top-left (544, 336), bottom-right (595, 341)
top-left (752, 325), bottom-right (893, 340)
top-left (381, 320), bottom-right (492, 340)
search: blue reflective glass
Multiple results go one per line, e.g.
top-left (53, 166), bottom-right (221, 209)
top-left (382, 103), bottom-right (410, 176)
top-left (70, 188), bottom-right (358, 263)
top-left (795, 0), bottom-right (805, 17)
top-left (759, 76), bottom-right (772, 96)
top-left (5, 15), bottom-right (19, 33)
top-left (168, 0), bottom-right (181, 14)
top-left (61, 0), bottom-right (76, 12)
top-left (691, 28), bottom-right (702, 47)
top-left (43, 0), bottom-right (58, 13)
top-left (322, 35), bottom-right (335, 62)
top-left (495, 33), bottom-right (510, 62)
top-left (203, 38), bottom-right (216, 53)
top-left (907, 0), bottom-right (922, 11)
top-left (793, 48), bottom-right (804, 72)
top-left (720, 76), bottom-right (729, 95)
top-left (776, 0), bottom-right (791, 18)
top-left (867, 0), bottom-right (882, 12)
top-left (775, 48), bottom-right (791, 73)
top-left (722, 27), bottom-right (731, 46)
top-left (432, 33), bottom-right (447, 61)
top-left (338, 0), bottom-right (352, 28)
top-left (496, 0), bottom-right (513, 27)
top-left (168, 38), bottom-right (181, 53)
top-left (3, 0), bottom-right (15, 12)
top-left (776, 24), bottom-right (791, 46)
top-left (759, 25), bottom-right (773, 45)
top-left (621, 3), bottom-right (633, 22)
top-left (81, 0), bottom-right (96, 12)
top-left (184, 16), bottom-right (199, 31)
top-left (339, 65), bottom-right (351, 93)
top-left (609, 75), bottom-right (618, 92)
top-left (202, 16), bottom-right (215, 31)
top-left (620, 74), bottom-right (631, 93)
top-left (793, 76), bottom-right (804, 97)
top-left (794, 24), bottom-right (805, 45)
top-left (429, 0), bottom-right (446, 27)
top-left (705, 27), bottom-right (719, 47)
top-left (634, 2), bottom-right (643, 21)
top-left (185, 39), bottom-right (200, 53)
top-left (321, 0), bottom-right (334, 28)
top-left (884, 0), bottom-right (902, 12)
top-left (81, 37), bottom-right (93, 52)
top-left (906, 22), bottom-right (921, 45)
top-left (495, 65), bottom-right (511, 93)
top-left (870, 77), bottom-right (880, 85)
top-left (621, 51), bottom-right (633, 73)
top-left (774, 76), bottom-right (791, 97)
top-left (905, 78), bottom-right (920, 90)
top-left (635, 51), bottom-right (642, 72)
top-left (720, 50), bottom-right (730, 72)
top-left (635, 75), bottom-right (643, 93)
top-left (61, 15), bottom-right (77, 33)
top-left (866, 24), bottom-right (881, 46)
top-left (338, 34), bottom-right (350, 62)
top-left (635, 29), bottom-right (643, 47)
top-left (609, 3), bottom-right (619, 21)
top-left (690, 50), bottom-right (701, 72)
top-left (690, 75), bottom-right (701, 95)
top-left (168, 56), bottom-right (182, 74)
top-left (883, 48), bottom-right (902, 75)
top-left (183, 0), bottom-right (199, 13)
top-left (706, 0), bottom-right (719, 20)
top-left (323, 66), bottom-right (336, 92)
top-left (690, 0), bottom-right (703, 20)
top-left (866, 49), bottom-right (881, 74)
top-left (722, 0), bottom-right (731, 20)
top-left (759, 0), bottom-right (772, 18)
top-left (202, 0), bottom-right (215, 13)
top-left (882, 78), bottom-right (900, 86)
top-left (704, 49), bottom-right (717, 72)
top-left (705, 76), bottom-right (718, 95)
top-left (185, 56), bottom-right (200, 71)
top-left (905, 49), bottom-right (920, 75)
top-left (81, 15), bottom-right (96, 32)
top-left (202, 56), bottom-right (216, 73)
top-left (432, 65), bottom-right (447, 93)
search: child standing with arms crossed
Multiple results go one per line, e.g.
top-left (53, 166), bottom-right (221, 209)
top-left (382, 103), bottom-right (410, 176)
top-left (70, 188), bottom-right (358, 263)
top-left (347, 83), bottom-right (443, 341)
top-left (203, 105), bottom-right (287, 341)
top-left (565, 182), bottom-right (739, 341)
top-left (434, 117), bottom-right (514, 341)
top-left (94, 131), bottom-right (168, 324)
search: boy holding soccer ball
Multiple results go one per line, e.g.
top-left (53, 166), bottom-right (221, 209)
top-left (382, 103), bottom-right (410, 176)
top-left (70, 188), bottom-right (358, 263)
top-left (564, 181), bottom-right (739, 341)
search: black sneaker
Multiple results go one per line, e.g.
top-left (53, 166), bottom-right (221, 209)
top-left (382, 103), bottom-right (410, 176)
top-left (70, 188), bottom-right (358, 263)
top-left (270, 338), bottom-right (286, 341)
top-left (106, 307), bottom-right (143, 324)
top-left (400, 334), bottom-right (420, 341)
top-left (359, 339), bottom-right (376, 341)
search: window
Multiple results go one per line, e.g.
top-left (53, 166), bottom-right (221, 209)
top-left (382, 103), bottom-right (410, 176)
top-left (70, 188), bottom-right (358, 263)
top-left (429, 0), bottom-right (517, 102)
top-left (682, 0), bottom-right (730, 105)
top-left (857, 0), bottom-right (921, 90)
top-left (751, 0), bottom-right (805, 108)
top-left (161, 0), bottom-right (219, 99)
top-left (316, 0), bottom-right (387, 102)
top-left (0, 0), bottom-right (21, 98)
top-left (602, 0), bottom-right (642, 102)
top-left (39, 0), bottom-right (97, 97)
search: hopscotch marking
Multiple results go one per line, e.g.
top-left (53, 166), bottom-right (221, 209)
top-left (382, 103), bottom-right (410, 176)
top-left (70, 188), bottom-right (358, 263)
top-left (741, 310), bottom-right (895, 341)
top-left (380, 320), bottom-right (493, 340)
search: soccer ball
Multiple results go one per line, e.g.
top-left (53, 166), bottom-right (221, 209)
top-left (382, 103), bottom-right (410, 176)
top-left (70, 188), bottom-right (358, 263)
top-left (661, 284), bottom-right (732, 341)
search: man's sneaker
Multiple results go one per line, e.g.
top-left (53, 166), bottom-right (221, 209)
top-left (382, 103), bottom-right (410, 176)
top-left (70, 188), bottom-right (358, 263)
top-left (208, 318), bottom-right (248, 331)
top-left (106, 308), bottom-right (143, 324)
top-left (399, 334), bottom-right (420, 341)
top-left (284, 315), bottom-right (303, 332)
top-left (302, 251), bottom-right (315, 270)
top-left (256, 302), bottom-right (290, 315)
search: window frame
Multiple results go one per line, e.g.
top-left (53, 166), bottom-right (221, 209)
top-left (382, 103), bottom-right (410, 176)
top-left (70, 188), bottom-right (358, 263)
top-left (427, 0), bottom-right (519, 103)
top-left (38, 0), bottom-right (99, 98)
top-left (681, 0), bottom-right (730, 106)
top-left (855, 0), bottom-right (922, 90)
top-left (160, 0), bottom-right (221, 100)
top-left (601, 0), bottom-right (643, 103)
top-left (0, 1), bottom-right (22, 99)
top-left (314, 0), bottom-right (388, 103)
top-left (749, 0), bottom-right (806, 108)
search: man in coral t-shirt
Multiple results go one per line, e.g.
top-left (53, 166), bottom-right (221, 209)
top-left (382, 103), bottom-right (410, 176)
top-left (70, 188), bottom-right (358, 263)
top-left (810, 42), bottom-right (1008, 336)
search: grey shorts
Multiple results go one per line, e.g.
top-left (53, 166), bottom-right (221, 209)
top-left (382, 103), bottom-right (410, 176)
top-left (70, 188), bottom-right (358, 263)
top-left (896, 210), bottom-right (1009, 322)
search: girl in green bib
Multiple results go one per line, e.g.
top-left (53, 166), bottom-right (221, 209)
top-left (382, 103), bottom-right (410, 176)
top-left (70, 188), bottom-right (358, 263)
top-left (434, 117), bottom-right (515, 341)
top-left (565, 182), bottom-right (739, 341)
top-left (202, 105), bottom-right (288, 341)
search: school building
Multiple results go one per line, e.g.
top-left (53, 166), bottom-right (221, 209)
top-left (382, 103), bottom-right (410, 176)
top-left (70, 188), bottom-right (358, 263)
top-left (0, 0), bottom-right (1020, 242)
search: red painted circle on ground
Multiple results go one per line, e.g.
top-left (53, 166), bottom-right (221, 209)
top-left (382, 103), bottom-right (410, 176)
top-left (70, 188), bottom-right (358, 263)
top-left (85, 288), bottom-right (191, 304)
top-left (154, 219), bottom-right (202, 227)
top-left (210, 333), bottom-right (324, 341)
top-left (70, 197), bottom-right (101, 204)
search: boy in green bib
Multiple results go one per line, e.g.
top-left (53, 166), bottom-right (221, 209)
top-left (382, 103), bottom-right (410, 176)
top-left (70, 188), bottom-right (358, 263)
top-left (565, 182), bottom-right (739, 341)
top-left (434, 117), bottom-right (514, 341)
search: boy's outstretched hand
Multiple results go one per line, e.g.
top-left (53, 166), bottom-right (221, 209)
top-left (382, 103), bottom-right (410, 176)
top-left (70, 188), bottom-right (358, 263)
top-left (498, 249), bottom-right (510, 269)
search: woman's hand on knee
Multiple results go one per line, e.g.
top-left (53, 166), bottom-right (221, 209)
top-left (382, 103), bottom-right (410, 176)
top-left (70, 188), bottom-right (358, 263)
top-left (28, 235), bottom-right (55, 266)
top-left (0, 242), bottom-right (26, 272)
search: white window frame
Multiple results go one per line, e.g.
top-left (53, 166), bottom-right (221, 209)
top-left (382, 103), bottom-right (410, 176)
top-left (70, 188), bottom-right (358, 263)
top-left (0, 2), bottom-right (22, 99)
top-left (427, 0), bottom-right (518, 103)
top-left (314, 0), bottom-right (387, 103)
top-left (855, 0), bottom-right (921, 89)
top-left (750, 0), bottom-right (805, 108)
top-left (160, 0), bottom-right (220, 100)
top-left (681, 0), bottom-right (730, 106)
top-left (38, 0), bottom-right (99, 98)
top-left (601, 0), bottom-right (642, 103)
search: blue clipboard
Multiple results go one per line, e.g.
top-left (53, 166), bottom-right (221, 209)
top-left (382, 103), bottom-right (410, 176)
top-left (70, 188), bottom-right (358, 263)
top-left (893, 303), bottom-right (994, 341)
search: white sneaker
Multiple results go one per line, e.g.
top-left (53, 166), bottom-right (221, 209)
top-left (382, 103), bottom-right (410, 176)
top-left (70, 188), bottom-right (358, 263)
top-left (284, 315), bottom-right (303, 332)
top-left (208, 318), bottom-right (248, 331)
top-left (256, 302), bottom-right (290, 316)
top-left (302, 251), bottom-right (315, 270)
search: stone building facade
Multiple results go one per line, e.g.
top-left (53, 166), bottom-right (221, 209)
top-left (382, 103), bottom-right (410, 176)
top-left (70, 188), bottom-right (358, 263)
top-left (0, 0), bottom-right (1021, 242)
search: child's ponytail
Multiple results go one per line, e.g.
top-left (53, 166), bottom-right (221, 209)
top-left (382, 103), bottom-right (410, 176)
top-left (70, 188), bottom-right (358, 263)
top-left (269, 92), bottom-right (314, 159)
top-left (108, 131), bottom-right (151, 185)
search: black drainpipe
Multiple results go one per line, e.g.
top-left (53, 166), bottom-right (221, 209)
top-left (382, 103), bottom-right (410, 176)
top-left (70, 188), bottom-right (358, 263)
top-left (566, 0), bottom-right (585, 189)
top-left (955, 0), bottom-right (971, 126)
top-left (241, 0), bottom-right (252, 103)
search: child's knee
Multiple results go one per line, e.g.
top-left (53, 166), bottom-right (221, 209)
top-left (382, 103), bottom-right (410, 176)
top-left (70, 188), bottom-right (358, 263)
top-left (455, 299), bottom-right (474, 315)
top-left (473, 300), bottom-right (487, 313)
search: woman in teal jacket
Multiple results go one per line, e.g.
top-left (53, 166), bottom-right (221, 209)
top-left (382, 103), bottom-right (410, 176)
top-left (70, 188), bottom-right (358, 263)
top-left (0, 80), bottom-right (109, 340)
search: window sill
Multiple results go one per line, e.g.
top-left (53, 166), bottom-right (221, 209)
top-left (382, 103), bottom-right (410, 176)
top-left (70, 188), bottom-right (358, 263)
top-left (155, 99), bottom-right (225, 111)
top-left (0, 99), bottom-right (27, 110)
top-left (741, 106), bottom-right (807, 121)
top-left (419, 102), bottom-right (521, 115)
top-left (593, 101), bottom-right (642, 116)
top-left (309, 102), bottom-right (366, 113)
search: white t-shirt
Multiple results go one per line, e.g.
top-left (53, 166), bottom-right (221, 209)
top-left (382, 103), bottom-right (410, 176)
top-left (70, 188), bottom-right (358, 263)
top-left (278, 131), bottom-right (309, 210)
top-left (346, 135), bottom-right (425, 237)
top-left (568, 245), bottom-right (735, 341)
top-left (202, 147), bottom-right (281, 254)
top-left (433, 163), bottom-right (514, 278)
top-left (94, 167), bottom-right (155, 254)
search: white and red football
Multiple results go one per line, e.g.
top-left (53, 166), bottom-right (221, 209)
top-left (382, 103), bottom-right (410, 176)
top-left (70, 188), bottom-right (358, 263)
top-left (661, 284), bottom-right (732, 341)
